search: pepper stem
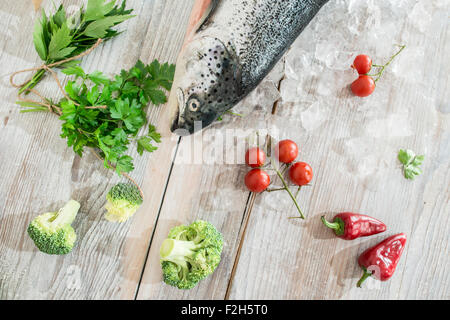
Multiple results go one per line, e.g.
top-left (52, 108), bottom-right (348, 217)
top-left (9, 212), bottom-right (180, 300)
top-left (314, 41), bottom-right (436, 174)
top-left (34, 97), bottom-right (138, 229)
top-left (321, 216), bottom-right (340, 231)
top-left (321, 216), bottom-right (345, 236)
top-left (357, 268), bottom-right (373, 288)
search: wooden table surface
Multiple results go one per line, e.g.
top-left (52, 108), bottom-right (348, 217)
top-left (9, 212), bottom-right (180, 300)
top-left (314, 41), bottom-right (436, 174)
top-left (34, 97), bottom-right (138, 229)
top-left (0, 0), bottom-right (448, 300)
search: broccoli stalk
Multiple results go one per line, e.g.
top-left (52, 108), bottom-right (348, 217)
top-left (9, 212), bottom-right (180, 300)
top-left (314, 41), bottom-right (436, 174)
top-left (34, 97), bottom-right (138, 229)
top-left (104, 183), bottom-right (143, 223)
top-left (27, 200), bottom-right (80, 255)
top-left (160, 220), bottom-right (223, 290)
top-left (160, 239), bottom-right (206, 270)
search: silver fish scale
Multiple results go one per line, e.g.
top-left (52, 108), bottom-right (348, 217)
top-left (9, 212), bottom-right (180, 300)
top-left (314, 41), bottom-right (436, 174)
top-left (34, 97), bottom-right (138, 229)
top-left (171, 0), bottom-right (329, 134)
top-left (201, 0), bottom-right (329, 93)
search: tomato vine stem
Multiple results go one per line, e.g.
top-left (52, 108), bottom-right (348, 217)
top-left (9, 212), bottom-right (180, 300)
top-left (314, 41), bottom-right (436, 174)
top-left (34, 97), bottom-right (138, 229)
top-left (366, 45), bottom-right (406, 82)
top-left (274, 166), bottom-right (305, 219)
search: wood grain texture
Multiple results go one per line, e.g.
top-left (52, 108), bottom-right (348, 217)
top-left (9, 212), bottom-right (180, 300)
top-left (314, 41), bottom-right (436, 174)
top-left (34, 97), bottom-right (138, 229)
top-left (0, 0), bottom-right (448, 300)
top-left (225, 2), bottom-right (450, 299)
top-left (0, 0), bottom-right (193, 300)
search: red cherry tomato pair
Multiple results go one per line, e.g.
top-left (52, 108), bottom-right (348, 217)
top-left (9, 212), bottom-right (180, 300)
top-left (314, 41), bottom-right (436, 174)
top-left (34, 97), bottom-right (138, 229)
top-left (276, 140), bottom-right (313, 186)
top-left (244, 140), bottom-right (313, 193)
top-left (245, 147), bottom-right (270, 193)
top-left (351, 54), bottom-right (375, 98)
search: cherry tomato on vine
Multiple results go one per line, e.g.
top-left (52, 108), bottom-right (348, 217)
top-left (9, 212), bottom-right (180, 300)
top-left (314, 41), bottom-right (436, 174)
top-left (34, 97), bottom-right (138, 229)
top-left (352, 55), bottom-right (372, 75)
top-left (245, 169), bottom-right (270, 193)
top-left (289, 162), bottom-right (313, 186)
top-left (351, 75), bottom-right (376, 97)
top-left (245, 147), bottom-right (266, 168)
top-left (275, 140), bottom-right (299, 163)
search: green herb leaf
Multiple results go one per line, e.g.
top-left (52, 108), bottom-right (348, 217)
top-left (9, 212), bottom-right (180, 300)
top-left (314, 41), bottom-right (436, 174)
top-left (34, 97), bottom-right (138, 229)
top-left (398, 149), bottom-right (425, 180)
top-left (116, 155), bottom-right (134, 174)
top-left (53, 60), bottom-right (173, 176)
top-left (147, 60), bottom-right (176, 90)
top-left (412, 155), bottom-right (425, 166)
top-left (19, 1), bottom-right (135, 94)
top-left (147, 124), bottom-right (162, 143)
top-left (88, 71), bottom-right (110, 85)
top-left (83, 15), bottom-right (134, 38)
top-left (48, 23), bottom-right (73, 60)
top-left (398, 149), bottom-right (415, 166)
top-left (84, 0), bottom-right (116, 22)
top-left (33, 16), bottom-right (48, 60)
top-left (137, 137), bottom-right (158, 156)
top-left (52, 5), bottom-right (67, 27)
top-left (136, 125), bottom-right (161, 156)
top-left (59, 60), bottom-right (81, 69)
top-left (62, 66), bottom-right (86, 78)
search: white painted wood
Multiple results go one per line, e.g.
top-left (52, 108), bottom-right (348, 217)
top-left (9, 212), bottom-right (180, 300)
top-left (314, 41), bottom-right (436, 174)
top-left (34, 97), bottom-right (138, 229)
top-left (0, 0), bottom-right (193, 299)
top-left (0, 0), bottom-right (448, 300)
top-left (226, 1), bottom-right (450, 299)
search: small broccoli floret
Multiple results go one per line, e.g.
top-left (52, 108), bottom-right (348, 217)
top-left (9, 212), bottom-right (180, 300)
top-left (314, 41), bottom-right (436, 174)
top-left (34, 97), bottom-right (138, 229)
top-left (160, 220), bottom-right (224, 290)
top-left (104, 183), bottom-right (143, 223)
top-left (27, 200), bottom-right (80, 255)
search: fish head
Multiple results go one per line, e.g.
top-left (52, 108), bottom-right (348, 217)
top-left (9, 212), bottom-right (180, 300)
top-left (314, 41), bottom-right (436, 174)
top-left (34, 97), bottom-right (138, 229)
top-left (168, 37), bottom-right (240, 135)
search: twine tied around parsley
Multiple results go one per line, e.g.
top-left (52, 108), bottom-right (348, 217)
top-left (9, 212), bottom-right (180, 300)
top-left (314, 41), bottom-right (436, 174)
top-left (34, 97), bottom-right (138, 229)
top-left (9, 38), bottom-right (144, 198)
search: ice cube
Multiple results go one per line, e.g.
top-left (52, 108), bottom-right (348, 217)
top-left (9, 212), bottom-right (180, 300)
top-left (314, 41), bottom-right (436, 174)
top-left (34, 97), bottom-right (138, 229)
top-left (301, 102), bottom-right (329, 131)
top-left (409, 1), bottom-right (433, 33)
top-left (280, 79), bottom-right (301, 103)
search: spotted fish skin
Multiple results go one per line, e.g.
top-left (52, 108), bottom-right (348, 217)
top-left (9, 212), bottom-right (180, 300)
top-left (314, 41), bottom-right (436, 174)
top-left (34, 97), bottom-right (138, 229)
top-left (169, 0), bottom-right (329, 135)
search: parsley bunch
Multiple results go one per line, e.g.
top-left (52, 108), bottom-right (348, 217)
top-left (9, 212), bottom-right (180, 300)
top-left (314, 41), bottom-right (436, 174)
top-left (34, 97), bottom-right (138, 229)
top-left (398, 149), bottom-right (425, 180)
top-left (22, 0), bottom-right (134, 94)
top-left (22, 60), bottom-right (175, 175)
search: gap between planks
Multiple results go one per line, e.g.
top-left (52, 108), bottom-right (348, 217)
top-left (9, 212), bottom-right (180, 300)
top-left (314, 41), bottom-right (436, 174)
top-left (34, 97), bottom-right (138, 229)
top-left (134, 136), bottom-right (182, 299)
top-left (224, 76), bottom-right (284, 299)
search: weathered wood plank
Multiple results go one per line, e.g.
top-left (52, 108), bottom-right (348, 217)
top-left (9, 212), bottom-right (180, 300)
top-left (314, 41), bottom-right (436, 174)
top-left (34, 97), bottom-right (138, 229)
top-left (1, 0), bottom-right (448, 300)
top-left (226, 1), bottom-right (450, 299)
top-left (0, 0), bottom-right (193, 299)
top-left (136, 94), bottom-right (279, 299)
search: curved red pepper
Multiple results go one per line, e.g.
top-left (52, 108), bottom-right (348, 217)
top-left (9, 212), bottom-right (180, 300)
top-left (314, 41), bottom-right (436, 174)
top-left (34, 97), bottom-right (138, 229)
top-left (321, 213), bottom-right (386, 240)
top-left (357, 233), bottom-right (407, 288)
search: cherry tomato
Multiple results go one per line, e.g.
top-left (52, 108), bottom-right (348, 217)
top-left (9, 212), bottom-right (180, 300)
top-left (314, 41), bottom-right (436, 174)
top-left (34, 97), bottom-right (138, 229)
top-left (353, 55), bottom-right (372, 75)
top-left (351, 75), bottom-right (376, 97)
top-left (289, 162), bottom-right (313, 186)
top-left (275, 140), bottom-right (299, 163)
top-left (245, 169), bottom-right (270, 193)
top-left (245, 147), bottom-right (266, 168)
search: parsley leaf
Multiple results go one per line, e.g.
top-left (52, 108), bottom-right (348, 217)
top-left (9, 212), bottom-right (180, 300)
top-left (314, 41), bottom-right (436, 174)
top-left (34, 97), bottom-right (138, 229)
top-left (62, 66), bottom-right (86, 78)
top-left (52, 60), bottom-right (175, 175)
top-left (398, 149), bottom-right (425, 180)
top-left (137, 125), bottom-right (161, 156)
top-left (116, 156), bottom-right (134, 174)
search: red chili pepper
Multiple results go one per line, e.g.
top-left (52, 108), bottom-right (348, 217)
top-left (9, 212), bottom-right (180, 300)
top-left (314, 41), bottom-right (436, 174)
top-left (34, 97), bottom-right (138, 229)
top-left (321, 213), bottom-right (386, 240)
top-left (357, 233), bottom-right (407, 288)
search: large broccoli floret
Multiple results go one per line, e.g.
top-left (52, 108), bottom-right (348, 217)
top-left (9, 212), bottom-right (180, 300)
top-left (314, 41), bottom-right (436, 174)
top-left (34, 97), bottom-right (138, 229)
top-left (27, 200), bottom-right (80, 255)
top-left (104, 183), bottom-right (143, 223)
top-left (160, 220), bottom-right (224, 290)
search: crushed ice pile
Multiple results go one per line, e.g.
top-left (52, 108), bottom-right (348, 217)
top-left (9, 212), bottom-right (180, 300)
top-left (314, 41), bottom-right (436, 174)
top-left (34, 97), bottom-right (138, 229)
top-left (224, 0), bottom-right (449, 190)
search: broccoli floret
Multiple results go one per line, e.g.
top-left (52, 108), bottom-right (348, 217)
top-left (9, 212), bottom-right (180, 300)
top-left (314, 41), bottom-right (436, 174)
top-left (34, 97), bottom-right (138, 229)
top-left (27, 200), bottom-right (80, 255)
top-left (104, 183), bottom-right (143, 223)
top-left (160, 220), bottom-right (224, 290)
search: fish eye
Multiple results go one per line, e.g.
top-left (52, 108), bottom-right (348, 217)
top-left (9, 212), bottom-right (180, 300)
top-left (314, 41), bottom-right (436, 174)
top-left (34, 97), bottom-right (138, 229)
top-left (188, 98), bottom-right (200, 112)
